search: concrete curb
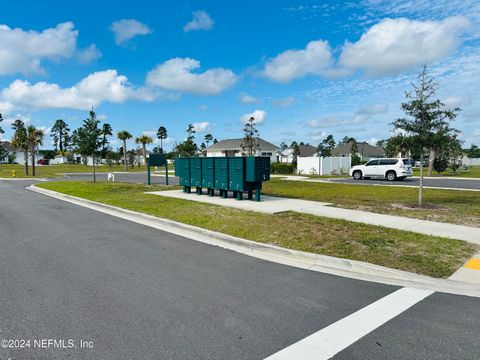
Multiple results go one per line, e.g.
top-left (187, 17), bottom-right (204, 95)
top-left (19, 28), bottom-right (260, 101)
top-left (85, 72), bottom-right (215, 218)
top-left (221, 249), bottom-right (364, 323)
top-left (28, 184), bottom-right (480, 297)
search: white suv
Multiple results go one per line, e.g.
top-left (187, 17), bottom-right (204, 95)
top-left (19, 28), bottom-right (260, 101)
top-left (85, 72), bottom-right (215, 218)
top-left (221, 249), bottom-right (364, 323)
top-left (349, 158), bottom-right (413, 181)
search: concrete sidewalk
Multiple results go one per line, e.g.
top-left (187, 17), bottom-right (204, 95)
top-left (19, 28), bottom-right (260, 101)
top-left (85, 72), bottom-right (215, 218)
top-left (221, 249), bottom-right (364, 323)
top-left (147, 190), bottom-right (480, 245)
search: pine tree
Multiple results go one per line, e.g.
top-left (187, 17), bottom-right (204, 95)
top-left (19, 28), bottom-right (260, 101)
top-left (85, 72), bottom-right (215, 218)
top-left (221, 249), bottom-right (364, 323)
top-left (241, 117), bottom-right (259, 156)
top-left (392, 65), bottom-right (460, 206)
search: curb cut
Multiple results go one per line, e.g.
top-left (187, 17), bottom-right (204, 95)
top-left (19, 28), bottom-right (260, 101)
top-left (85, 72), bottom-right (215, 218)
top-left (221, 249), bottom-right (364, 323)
top-left (28, 184), bottom-right (480, 297)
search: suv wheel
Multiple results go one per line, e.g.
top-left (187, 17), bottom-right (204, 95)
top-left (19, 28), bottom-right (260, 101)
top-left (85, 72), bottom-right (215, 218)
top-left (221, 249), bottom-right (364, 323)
top-left (353, 170), bottom-right (362, 180)
top-left (386, 171), bottom-right (396, 181)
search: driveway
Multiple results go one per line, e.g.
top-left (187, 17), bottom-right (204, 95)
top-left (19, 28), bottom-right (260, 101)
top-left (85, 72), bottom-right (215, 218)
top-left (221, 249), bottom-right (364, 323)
top-left (0, 180), bottom-right (479, 359)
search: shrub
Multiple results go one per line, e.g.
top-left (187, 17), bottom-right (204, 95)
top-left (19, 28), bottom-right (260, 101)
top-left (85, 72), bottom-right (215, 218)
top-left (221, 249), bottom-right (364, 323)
top-left (271, 162), bottom-right (296, 174)
top-left (434, 157), bottom-right (448, 173)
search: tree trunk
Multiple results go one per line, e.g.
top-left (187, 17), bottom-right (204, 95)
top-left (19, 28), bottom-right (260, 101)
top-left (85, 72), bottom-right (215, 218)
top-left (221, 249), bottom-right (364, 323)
top-left (93, 153), bottom-right (96, 182)
top-left (123, 140), bottom-right (128, 171)
top-left (143, 144), bottom-right (148, 170)
top-left (427, 149), bottom-right (435, 176)
top-left (31, 149), bottom-right (36, 177)
top-left (24, 150), bottom-right (29, 176)
top-left (419, 153), bottom-right (424, 207)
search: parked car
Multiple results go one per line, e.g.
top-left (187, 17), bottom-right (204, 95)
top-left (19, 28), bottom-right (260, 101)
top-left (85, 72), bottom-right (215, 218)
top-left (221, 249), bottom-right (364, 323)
top-left (414, 160), bottom-right (429, 167)
top-left (349, 158), bottom-right (413, 181)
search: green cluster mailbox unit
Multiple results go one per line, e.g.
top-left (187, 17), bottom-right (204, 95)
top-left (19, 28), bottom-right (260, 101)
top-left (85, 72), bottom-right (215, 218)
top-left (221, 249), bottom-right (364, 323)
top-left (174, 158), bottom-right (191, 191)
top-left (174, 156), bottom-right (270, 201)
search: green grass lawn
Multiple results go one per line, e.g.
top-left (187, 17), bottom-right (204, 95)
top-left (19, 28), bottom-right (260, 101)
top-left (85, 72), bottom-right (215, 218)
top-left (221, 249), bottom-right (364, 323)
top-left (0, 164), bottom-right (146, 178)
top-left (413, 166), bottom-right (480, 178)
top-left (263, 178), bottom-right (480, 227)
top-left (36, 181), bottom-right (476, 278)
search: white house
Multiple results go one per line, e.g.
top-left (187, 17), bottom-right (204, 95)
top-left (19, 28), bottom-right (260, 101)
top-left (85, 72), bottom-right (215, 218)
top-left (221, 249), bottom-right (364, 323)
top-left (0, 141), bottom-right (45, 164)
top-left (205, 138), bottom-right (281, 163)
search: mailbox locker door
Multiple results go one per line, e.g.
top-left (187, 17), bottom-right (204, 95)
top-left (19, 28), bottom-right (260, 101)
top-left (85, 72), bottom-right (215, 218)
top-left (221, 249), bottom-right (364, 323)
top-left (214, 158), bottom-right (229, 190)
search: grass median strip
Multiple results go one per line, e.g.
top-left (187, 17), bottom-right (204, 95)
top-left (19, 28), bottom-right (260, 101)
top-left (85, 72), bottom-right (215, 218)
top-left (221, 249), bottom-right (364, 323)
top-left (263, 178), bottom-right (480, 227)
top-left (36, 181), bottom-right (476, 278)
top-left (413, 166), bottom-right (480, 178)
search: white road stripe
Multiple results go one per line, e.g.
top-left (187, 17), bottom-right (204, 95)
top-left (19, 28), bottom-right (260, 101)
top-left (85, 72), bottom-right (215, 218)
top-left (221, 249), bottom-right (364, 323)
top-left (264, 287), bottom-right (433, 360)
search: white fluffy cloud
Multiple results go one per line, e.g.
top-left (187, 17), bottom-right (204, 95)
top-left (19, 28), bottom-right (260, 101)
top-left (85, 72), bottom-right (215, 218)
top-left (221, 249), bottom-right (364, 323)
top-left (239, 110), bottom-right (266, 124)
top-left (261, 16), bottom-right (469, 81)
top-left (263, 40), bottom-right (332, 82)
top-left (146, 57), bottom-right (237, 95)
top-left (1, 70), bottom-right (156, 111)
top-left (339, 16), bottom-right (470, 75)
top-left (239, 92), bottom-right (258, 104)
top-left (192, 121), bottom-right (211, 132)
top-left (76, 44), bottom-right (102, 64)
top-left (0, 22), bottom-right (78, 75)
top-left (183, 11), bottom-right (214, 32)
top-left (110, 19), bottom-right (152, 45)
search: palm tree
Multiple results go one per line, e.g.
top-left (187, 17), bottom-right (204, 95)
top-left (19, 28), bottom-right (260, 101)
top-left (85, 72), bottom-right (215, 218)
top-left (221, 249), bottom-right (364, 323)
top-left (135, 134), bottom-right (153, 169)
top-left (27, 125), bottom-right (45, 176)
top-left (117, 130), bottom-right (132, 171)
top-left (11, 120), bottom-right (29, 175)
top-left (157, 126), bottom-right (168, 152)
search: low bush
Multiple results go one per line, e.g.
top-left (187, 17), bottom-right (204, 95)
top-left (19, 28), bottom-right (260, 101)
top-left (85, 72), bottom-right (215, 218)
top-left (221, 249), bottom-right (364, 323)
top-left (271, 162), bottom-right (296, 174)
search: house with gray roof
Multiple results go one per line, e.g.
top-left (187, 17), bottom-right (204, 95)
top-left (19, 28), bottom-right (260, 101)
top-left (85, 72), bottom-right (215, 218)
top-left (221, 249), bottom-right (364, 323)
top-left (279, 144), bottom-right (319, 163)
top-left (331, 141), bottom-right (385, 161)
top-left (205, 138), bottom-right (281, 163)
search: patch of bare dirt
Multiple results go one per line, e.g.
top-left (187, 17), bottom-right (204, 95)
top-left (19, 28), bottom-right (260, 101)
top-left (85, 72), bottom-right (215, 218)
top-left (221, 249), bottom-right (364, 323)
top-left (390, 203), bottom-right (450, 211)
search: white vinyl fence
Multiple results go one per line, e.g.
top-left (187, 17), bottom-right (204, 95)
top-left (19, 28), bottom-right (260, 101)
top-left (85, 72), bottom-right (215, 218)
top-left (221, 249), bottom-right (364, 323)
top-left (462, 157), bottom-right (480, 166)
top-left (297, 156), bottom-right (351, 176)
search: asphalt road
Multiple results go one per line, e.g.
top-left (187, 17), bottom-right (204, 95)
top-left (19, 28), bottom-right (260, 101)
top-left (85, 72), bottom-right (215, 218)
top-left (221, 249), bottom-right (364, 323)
top-left (329, 176), bottom-right (480, 190)
top-left (0, 180), bottom-right (479, 359)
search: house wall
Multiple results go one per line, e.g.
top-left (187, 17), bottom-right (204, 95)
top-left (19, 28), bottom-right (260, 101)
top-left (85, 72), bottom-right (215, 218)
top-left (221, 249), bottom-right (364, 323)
top-left (50, 156), bottom-right (69, 165)
top-left (206, 149), bottom-right (279, 163)
top-left (9, 151), bottom-right (45, 165)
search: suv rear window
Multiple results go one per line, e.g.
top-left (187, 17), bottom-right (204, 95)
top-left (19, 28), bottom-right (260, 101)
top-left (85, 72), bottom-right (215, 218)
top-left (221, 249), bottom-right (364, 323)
top-left (379, 159), bottom-right (398, 165)
top-left (402, 159), bottom-right (411, 165)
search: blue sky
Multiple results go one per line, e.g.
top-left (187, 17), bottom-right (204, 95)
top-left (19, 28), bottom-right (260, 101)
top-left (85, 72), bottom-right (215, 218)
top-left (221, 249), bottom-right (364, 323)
top-left (0, 0), bottom-right (479, 151)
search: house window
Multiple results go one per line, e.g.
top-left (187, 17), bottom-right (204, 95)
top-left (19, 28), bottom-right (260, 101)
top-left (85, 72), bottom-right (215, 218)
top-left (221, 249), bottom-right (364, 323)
top-left (261, 152), bottom-right (272, 156)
